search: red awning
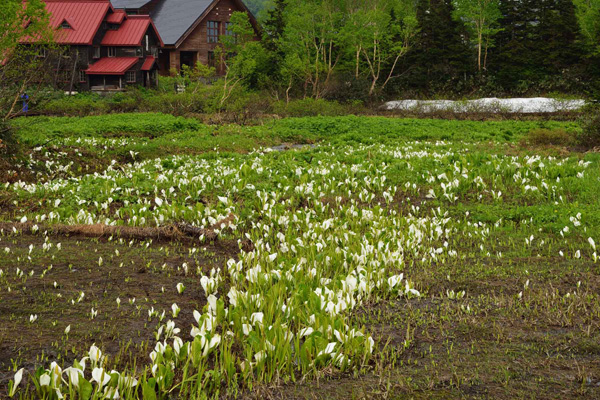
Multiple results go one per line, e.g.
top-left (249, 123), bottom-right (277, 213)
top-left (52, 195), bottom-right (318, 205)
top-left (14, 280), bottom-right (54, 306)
top-left (86, 57), bottom-right (138, 75)
top-left (141, 56), bottom-right (156, 71)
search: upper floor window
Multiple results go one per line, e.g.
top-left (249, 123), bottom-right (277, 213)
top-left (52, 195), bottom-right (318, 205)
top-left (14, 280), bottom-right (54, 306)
top-left (225, 22), bottom-right (234, 36)
top-left (79, 70), bottom-right (87, 83)
top-left (108, 47), bottom-right (116, 57)
top-left (225, 22), bottom-right (237, 43)
top-left (207, 21), bottom-right (219, 43)
top-left (93, 47), bottom-right (100, 59)
top-left (36, 48), bottom-right (47, 58)
top-left (61, 21), bottom-right (72, 29)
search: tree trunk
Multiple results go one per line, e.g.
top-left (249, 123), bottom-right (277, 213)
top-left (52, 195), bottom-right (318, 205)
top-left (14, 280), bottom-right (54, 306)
top-left (68, 49), bottom-right (79, 95)
top-left (54, 54), bottom-right (62, 89)
top-left (355, 46), bottom-right (360, 78)
top-left (478, 32), bottom-right (483, 72)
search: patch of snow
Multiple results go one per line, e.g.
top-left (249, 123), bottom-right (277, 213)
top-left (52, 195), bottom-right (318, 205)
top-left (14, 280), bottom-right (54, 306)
top-left (383, 97), bottom-right (586, 113)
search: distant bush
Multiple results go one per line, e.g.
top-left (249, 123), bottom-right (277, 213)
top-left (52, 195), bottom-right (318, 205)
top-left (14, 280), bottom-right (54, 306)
top-left (10, 113), bottom-right (204, 142)
top-left (41, 94), bottom-right (109, 116)
top-left (272, 98), bottom-right (365, 117)
top-left (523, 128), bottom-right (575, 146)
top-left (578, 110), bottom-right (600, 149)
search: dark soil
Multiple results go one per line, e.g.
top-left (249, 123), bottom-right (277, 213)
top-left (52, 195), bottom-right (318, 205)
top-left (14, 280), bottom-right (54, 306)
top-left (0, 232), bottom-right (239, 388)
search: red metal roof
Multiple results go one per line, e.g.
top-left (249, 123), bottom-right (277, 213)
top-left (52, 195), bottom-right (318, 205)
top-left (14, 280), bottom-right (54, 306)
top-left (86, 57), bottom-right (138, 75)
top-left (106, 10), bottom-right (126, 24)
top-left (42, 1), bottom-right (112, 45)
top-left (101, 15), bottom-right (162, 46)
top-left (141, 56), bottom-right (156, 71)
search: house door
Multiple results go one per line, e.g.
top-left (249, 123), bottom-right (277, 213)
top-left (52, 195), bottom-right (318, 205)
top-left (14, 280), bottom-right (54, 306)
top-left (180, 51), bottom-right (196, 70)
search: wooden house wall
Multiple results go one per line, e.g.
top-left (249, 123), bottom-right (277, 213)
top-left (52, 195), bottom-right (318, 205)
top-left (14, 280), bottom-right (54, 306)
top-left (161, 0), bottom-right (245, 75)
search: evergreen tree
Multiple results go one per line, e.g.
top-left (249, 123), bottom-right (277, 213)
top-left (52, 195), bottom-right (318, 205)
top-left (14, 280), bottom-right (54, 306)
top-left (403, 0), bottom-right (472, 93)
top-left (258, 0), bottom-right (288, 89)
top-left (537, 0), bottom-right (580, 71)
top-left (491, 0), bottom-right (581, 92)
top-left (262, 0), bottom-right (287, 54)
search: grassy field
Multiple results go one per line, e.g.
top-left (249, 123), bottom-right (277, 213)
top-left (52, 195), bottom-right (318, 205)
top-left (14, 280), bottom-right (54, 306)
top-left (1, 114), bottom-right (599, 399)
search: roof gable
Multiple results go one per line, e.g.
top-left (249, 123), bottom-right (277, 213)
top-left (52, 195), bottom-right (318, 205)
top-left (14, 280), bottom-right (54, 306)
top-left (106, 10), bottom-right (126, 24)
top-left (172, 0), bottom-right (259, 48)
top-left (151, 0), bottom-right (213, 46)
top-left (59, 17), bottom-right (74, 29)
top-left (122, 0), bottom-right (257, 47)
top-left (43, 0), bottom-right (112, 45)
top-left (101, 15), bottom-right (163, 46)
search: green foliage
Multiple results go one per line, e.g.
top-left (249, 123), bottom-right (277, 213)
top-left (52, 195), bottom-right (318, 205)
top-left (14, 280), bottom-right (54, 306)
top-left (488, 0), bottom-right (582, 94)
top-left (522, 128), bottom-right (576, 146)
top-left (244, 0), bottom-right (271, 16)
top-left (0, 0), bottom-right (50, 52)
top-left (0, 0), bottom-right (56, 121)
top-left (10, 113), bottom-right (203, 141)
top-left (215, 12), bottom-right (270, 108)
top-left (8, 113), bottom-right (579, 166)
top-left (578, 110), bottom-right (600, 149)
top-left (272, 98), bottom-right (365, 117)
top-left (247, 0), bottom-right (597, 98)
top-left (452, 0), bottom-right (502, 71)
top-left (397, 0), bottom-right (473, 94)
top-left (573, 0), bottom-right (600, 53)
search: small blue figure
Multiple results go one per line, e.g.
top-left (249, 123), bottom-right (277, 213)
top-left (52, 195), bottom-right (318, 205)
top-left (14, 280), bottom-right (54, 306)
top-left (21, 92), bottom-right (29, 116)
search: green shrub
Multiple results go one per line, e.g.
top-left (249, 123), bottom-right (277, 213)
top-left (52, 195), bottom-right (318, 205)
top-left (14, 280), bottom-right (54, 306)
top-left (272, 98), bottom-right (364, 117)
top-left (578, 111), bottom-right (600, 149)
top-left (523, 128), bottom-right (575, 146)
top-left (203, 89), bottom-right (273, 123)
top-left (40, 94), bottom-right (109, 116)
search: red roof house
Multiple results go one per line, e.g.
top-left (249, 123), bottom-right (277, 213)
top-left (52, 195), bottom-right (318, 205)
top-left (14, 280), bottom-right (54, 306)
top-left (21, 0), bottom-right (164, 91)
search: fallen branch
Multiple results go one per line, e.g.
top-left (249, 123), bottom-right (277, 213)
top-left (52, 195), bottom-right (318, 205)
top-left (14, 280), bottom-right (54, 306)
top-left (0, 214), bottom-right (237, 244)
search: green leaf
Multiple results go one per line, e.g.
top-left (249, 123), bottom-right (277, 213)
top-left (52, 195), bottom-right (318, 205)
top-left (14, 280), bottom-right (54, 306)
top-left (79, 377), bottom-right (93, 400)
top-left (142, 381), bottom-right (157, 400)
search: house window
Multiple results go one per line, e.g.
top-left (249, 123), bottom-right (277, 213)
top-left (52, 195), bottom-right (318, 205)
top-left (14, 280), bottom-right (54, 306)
top-left (145, 35), bottom-right (149, 51)
top-left (207, 21), bottom-right (219, 43)
top-left (108, 47), bottom-right (116, 57)
top-left (93, 47), bottom-right (100, 59)
top-left (79, 70), bottom-right (87, 83)
top-left (126, 71), bottom-right (136, 83)
top-left (225, 22), bottom-right (234, 36)
top-left (36, 47), bottom-right (47, 58)
top-left (207, 51), bottom-right (215, 68)
top-left (108, 24), bottom-right (119, 31)
top-left (61, 21), bottom-right (72, 29)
